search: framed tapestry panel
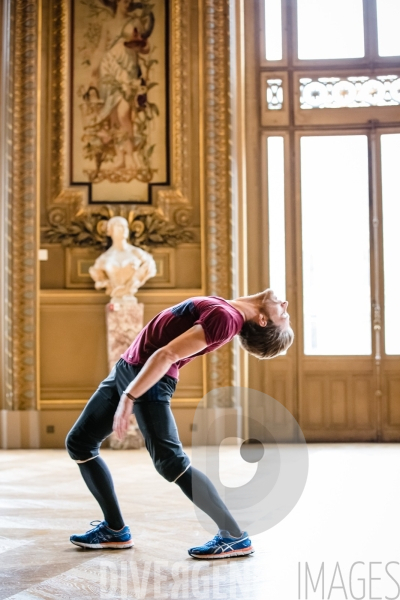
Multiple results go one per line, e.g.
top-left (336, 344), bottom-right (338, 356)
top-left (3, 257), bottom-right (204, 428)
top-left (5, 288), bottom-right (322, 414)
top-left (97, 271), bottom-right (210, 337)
top-left (71, 0), bottom-right (168, 203)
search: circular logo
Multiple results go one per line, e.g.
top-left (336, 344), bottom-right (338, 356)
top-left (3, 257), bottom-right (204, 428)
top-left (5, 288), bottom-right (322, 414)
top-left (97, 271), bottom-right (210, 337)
top-left (190, 387), bottom-right (309, 535)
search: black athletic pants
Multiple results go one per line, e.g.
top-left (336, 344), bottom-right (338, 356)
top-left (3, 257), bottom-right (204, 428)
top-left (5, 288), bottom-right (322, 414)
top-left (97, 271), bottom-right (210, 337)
top-left (65, 359), bottom-right (241, 536)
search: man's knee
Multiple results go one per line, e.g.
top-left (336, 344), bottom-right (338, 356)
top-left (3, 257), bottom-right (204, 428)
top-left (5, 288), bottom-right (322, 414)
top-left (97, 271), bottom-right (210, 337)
top-left (153, 453), bottom-right (191, 483)
top-left (65, 429), bottom-right (80, 460)
top-left (65, 428), bottom-right (97, 462)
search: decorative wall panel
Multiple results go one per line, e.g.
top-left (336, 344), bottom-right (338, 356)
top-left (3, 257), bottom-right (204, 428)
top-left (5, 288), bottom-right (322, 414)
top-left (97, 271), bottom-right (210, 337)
top-left (1, 0), bottom-right (40, 410)
top-left (43, 0), bottom-right (196, 251)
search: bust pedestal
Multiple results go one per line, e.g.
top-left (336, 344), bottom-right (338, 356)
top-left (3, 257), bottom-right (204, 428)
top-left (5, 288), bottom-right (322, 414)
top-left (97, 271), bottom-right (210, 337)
top-left (106, 301), bottom-right (144, 371)
top-left (106, 301), bottom-right (144, 450)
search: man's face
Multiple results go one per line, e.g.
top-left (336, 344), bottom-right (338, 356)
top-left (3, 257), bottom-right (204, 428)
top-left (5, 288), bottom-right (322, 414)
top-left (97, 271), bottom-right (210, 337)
top-left (262, 289), bottom-right (290, 329)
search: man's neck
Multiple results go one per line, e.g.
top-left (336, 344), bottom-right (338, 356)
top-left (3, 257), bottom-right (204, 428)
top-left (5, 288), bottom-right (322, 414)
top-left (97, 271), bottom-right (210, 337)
top-left (225, 295), bottom-right (261, 322)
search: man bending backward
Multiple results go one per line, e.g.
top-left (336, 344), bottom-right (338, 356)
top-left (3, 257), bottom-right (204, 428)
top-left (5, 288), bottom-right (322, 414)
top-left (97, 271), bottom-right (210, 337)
top-left (66, 289), bottom-right (293, 559)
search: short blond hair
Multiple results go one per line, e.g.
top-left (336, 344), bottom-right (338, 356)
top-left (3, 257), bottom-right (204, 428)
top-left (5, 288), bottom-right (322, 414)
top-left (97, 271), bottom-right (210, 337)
top-left (238, 321), bottom-right (294, 359)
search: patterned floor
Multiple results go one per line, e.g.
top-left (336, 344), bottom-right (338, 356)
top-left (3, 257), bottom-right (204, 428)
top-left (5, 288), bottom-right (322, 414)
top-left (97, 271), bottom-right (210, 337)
top-left (0, 445), bottom-right (399, 599)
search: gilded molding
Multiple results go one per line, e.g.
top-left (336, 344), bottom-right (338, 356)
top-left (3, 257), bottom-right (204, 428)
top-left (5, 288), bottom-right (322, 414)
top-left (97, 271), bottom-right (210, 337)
top-left (155, 0), bottom-right (191, 221)
top-left (46, 0), bottom-right (193, 242)
top-left (11, 0), bottom-right (39, 409)
top-left (42, 204), bottom-right (194, 249)
top-left (171, 0), bottom-right (189, 196)
top-left (203, 0), bottom-right (232, 394)
top-left (0, 1), bottom-right (14, 410)
top-left (50, 0), bottom-right (71, 203)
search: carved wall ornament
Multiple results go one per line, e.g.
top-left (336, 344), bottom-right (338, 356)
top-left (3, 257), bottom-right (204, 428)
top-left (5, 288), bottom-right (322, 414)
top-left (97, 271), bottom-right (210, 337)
top-left (45, 0), bottom-right (194, 241)
top-left (42, 205), bottom-right (194, 250)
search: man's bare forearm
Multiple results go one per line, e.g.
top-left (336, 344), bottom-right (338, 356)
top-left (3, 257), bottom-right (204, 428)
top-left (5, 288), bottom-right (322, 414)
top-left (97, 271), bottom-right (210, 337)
top-left (121, 325), bottom-right (207, 401)
top-left (123, 350), bottom-right (174, 399)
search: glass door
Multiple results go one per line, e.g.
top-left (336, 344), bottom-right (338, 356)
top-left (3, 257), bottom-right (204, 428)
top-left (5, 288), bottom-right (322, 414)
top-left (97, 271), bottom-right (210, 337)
top-left (379, 131), bottom-right (400, 440)
top-left (296, 131), bottom-right (376, 440)
top-left (300, 134), bottom-right (371, 356)
top-left (253, 0), bottom-right (400, 440)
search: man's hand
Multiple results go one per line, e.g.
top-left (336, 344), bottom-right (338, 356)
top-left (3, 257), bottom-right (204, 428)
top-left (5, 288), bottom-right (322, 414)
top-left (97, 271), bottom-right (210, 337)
top-left (113, 395), bottom-right (133, 441)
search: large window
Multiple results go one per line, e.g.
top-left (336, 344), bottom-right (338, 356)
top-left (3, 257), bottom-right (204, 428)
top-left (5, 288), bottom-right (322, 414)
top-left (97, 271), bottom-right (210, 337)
top-left (297, 0), bottom-right (365, 60)
top-left (301, 135), bottom-right (371, 355)
top-left (376, 0), bottom-right (400, 57)
top-left (266, 136), bottom-right (286, 300)
top-left (260, 0), bottom-right (400, 359)
top-left (381, 134), bottom-right (400, 355)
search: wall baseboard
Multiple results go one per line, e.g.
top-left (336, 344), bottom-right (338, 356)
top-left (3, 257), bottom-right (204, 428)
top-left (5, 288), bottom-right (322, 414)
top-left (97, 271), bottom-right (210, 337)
top-left (0, 406), bottom-right (202, 449)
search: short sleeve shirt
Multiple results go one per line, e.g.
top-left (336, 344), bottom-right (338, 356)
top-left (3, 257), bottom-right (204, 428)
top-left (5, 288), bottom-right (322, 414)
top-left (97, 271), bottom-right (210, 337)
top-left (121, 296), bottom-right (244, 379)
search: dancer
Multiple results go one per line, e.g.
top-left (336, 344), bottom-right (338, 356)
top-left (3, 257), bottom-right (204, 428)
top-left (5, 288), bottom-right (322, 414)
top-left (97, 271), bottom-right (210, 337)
top-left (66, 289), bottom-right (293, 559)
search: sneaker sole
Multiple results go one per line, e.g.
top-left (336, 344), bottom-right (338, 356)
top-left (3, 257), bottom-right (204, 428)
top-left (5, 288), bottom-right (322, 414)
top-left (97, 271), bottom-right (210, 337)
top-left (188, 546), bottom-right (254, 559)
top-left (70, 540), bottom-right (134, 549)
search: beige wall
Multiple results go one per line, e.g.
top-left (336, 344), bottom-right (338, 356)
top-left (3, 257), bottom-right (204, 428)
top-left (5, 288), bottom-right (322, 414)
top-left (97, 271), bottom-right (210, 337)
top-left (40, 289), bottom-right (204, 404)
top-left (38, 243), bottom-right (204, 447)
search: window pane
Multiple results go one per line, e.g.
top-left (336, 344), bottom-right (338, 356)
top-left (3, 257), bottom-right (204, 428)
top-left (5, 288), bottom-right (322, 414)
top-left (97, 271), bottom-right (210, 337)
top-left (301, 136), bottom-right (371, 355)
top-left (267, 137), bottom-right (286, 299)
top-left (381, 134), bottom-right (400, 355)
top-left (300, 75), bottom-right (400, 110)
top-left (266, 78), bottom-right (283, 110)
top-left (377, 0), bottom-right (400, 57)
top-left (297, 0), bottom-right (364, 60)
top-left (265, 0), bottom-right (283, 61)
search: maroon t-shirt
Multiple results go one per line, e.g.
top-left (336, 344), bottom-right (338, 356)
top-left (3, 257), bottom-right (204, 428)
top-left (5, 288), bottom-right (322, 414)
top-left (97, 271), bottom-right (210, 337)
top-left (121, 296), bottom-right (244, 379)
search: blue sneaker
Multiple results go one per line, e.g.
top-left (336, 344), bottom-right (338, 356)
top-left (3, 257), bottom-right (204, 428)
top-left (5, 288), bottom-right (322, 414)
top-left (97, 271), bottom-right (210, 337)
top-left (188, 530), bottom-right (254, 559)
top-left (70, 520), bottom-right (133, 549)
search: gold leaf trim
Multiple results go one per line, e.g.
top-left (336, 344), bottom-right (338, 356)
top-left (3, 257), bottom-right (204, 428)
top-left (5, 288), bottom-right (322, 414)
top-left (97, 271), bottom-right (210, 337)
top-left (42, 206), bottom-right (194, 249)
top-left (203, 0), bottom-right (231, 391)
top-left (12, 0), bottom-right (39, 409)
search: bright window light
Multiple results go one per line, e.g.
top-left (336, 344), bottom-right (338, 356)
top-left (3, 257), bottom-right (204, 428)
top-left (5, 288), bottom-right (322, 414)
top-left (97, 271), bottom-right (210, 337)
top-left (267, 137), bottom-right (286, 301)
top-left (301, 135), bottom-right (371, 355)
top-left (381, 134), bottom-right (400, 355)
top-left (265, 0), bottom-right (283, 61)
top-left (297, 0), bottom-right (365, 60)
top-left (377, 0), bottom-right (400, 57)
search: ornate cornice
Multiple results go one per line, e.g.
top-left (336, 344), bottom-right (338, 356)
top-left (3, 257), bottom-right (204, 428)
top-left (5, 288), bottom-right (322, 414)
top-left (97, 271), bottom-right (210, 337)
top-left (203, 0), bottom-right (232, 394)
top-left (11, 0), bottom-right (39, 409)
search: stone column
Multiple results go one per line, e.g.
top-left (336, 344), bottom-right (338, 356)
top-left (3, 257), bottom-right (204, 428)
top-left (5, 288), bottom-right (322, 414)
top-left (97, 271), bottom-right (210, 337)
top-left (106, 301), bottom-right (144, 372)
top-left (106, 301), bottom-right (145, 450)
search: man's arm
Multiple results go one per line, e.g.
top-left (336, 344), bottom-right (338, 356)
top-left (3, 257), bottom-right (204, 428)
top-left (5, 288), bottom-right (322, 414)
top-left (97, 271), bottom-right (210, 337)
top-left (113, 324), bottom-right (207, 439)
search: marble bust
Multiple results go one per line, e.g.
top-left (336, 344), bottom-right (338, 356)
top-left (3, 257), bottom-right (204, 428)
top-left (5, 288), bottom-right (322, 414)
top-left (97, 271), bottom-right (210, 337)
top-left (89, 216), bottom-right (156, 302)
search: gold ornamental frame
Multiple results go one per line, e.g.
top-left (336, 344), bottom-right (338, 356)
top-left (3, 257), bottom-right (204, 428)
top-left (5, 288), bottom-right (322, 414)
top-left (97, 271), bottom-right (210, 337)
top-left (44, 0), bottom-right (194, 239)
